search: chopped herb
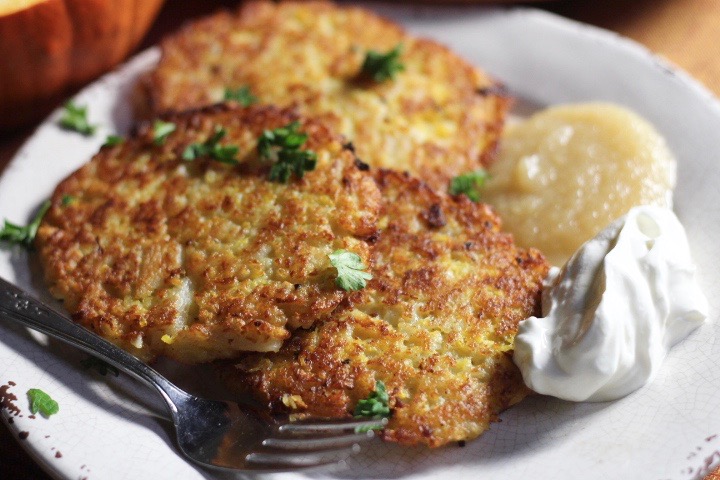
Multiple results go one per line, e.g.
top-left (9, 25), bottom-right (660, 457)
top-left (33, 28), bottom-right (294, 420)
top-left (152, 120), bottom-right (177, 146)
top-left (354, 380), bottom-right (390, 419)
top-left (80, 355), bottom-right (119, 377)
top-left (449, 169), bottom-right (490, 202)
top-left (61, 195), bottom-right (74, 206)
top-left (257, 121), bottom-right (317, 182)
top-left (58, 101), bottom-right (96, 136)
top-left (329, 249), bottom-right (372, 291)
top-left (182, 126), bottom-right (239, 165)
top-left (0, 200), bottom-right (51, 248)
top-left (224, 86), bottom-right (258, 106)
top-left (355, 421), bottom-right (385, 434)
top-left (103, 135), bottom-right (124, 147)
top-left (360, 44), bottom-right (405, 82)
top-left (27, 389), bottom-right (59, 417)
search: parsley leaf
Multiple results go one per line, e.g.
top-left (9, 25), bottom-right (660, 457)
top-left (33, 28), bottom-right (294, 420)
top-left (329, 249), bottom-right (372, 291)
top-left (182, 126), bottom-right (239, 165)
top-left (61, 195), bottom-right (74, 206)
top-left (257, 121), bottom-right (317, 182)
top-left (224, 86), bottom-right (258, 106)
top-left (354, 380), bottom-right (391, 419)
top-left (80, 355), bottom-right (120, 377)
top-left (58, 101), bottom-right (96, 135)
top-left (0, 200), bottom-right (51, 248)
top-left (153, 120), bottom-right (176, 146)
top-left (449, 169), bottom-right (490, 202)
top-left (103, 135), bottom-right (124, 147)
top-left (360, 44), bottom-right (405, 82)
top-left (27, 389), bottom-right (59, 417)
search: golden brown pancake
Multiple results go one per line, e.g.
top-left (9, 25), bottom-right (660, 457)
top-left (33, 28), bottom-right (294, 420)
top-left (137, 0), bottom-right (509, 190)
top-left (36, 104), bottom-right (381, 363)
top-left (225, 169), bottom-right (549, 447)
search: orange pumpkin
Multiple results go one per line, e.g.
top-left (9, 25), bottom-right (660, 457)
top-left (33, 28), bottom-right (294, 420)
top-left (0, 0), bottom-right (165, 130)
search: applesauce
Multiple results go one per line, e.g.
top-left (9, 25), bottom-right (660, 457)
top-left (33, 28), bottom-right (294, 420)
top-left (483, 103), bottom-right (676, 266)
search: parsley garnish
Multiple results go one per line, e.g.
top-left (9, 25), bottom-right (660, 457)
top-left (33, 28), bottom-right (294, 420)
top-left (354, 380), bottom-right (391, 419)
top-left (153, 120), bottom-right (176, 146)
top-left (103, 135), bottom-right (124, 147)
top-left (329, 249), bottom-right (372, 291)
top-left (224, 86), bottom-right (258, 106)
top-left (58, 101), bottom-right (96, 135)
top-left (182, 126), bottom-right (239, 165)
top-left (61, 195), bottom-right (74, 206)
top-left (257, 121), bottom-right (317, 182)
top-left (27, 389), bottom-right (59, 417)
top-left (80, 355), bottom-right (120, 377)
top-left (449, 169), bottom-right (490, 202)
top-left (360, 44), bottom-right (405, 82)
top-left (0, 200), bottom-right (51, 248)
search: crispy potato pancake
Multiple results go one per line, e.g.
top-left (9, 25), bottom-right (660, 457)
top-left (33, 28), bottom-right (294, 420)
top-left (226, 170), bottom-right (550, 447)
top-left (138, 0), bottom-right (509, 190)
top-left (36, 104), bottom-right (381, 363)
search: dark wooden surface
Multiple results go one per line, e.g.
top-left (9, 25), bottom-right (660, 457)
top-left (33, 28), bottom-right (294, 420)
top-left (2, 1), bottom-right (719, 478)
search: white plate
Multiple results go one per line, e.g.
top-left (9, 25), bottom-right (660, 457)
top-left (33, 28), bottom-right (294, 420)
top-left (2, 5), bottom-right (720, 480)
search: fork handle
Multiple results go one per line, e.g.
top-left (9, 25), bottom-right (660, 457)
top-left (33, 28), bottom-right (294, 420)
top-left (0, 276), bottom-right (188, 410)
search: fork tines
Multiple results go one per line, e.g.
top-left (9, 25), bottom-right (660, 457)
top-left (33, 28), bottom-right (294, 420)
top-left (246, 417), bottom-right (387, 469)
top-left (277, 417), bottom-right (388, 434)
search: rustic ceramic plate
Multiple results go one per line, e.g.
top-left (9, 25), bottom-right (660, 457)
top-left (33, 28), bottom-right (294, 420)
top-left (1, 5), bottom-right (719, 480)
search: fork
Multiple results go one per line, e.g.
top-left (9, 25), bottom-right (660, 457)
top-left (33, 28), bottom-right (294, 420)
top-left (0, 277), bottom-right (386, 472)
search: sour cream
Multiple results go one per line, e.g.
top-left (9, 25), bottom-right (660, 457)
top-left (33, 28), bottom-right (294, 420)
top-left (513, 206), bottom-right (708, 402)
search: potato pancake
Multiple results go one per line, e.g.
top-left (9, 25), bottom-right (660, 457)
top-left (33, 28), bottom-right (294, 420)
top-left (36, 104), bottom-right (381, 363)
top-left (138, 0), bottom-right (509, 190)
top-left (226, 170), bottom-right (549, 447)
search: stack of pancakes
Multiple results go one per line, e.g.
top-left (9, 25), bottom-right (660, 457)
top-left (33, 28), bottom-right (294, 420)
top-left (36, 1), bottom-right (548, 447)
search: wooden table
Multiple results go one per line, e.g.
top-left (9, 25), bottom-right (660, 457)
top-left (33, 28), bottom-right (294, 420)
top-left (2, 0), bottom-right (719, 478)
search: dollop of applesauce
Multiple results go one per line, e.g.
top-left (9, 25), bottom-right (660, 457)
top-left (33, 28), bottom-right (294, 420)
top-left (483, 103), bottom-right (676, 266)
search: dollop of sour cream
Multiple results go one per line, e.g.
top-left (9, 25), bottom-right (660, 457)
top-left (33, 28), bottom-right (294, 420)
top-left (513, 206), bottom-right (708, 402)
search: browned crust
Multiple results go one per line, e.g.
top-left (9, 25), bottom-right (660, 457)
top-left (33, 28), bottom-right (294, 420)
top-left (227, 169), bottom-right (549, 447)
top-left (36, 104), bottom-right (381, 363)
top-left (137, 0), bottom-right (510, 190)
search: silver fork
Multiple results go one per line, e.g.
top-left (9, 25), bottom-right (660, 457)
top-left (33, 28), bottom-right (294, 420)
top-left (0, 277), bottom-right (386, 472)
